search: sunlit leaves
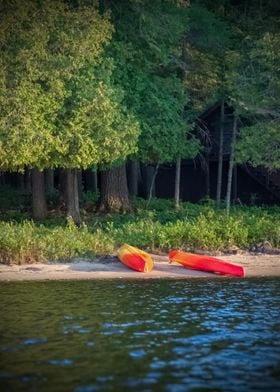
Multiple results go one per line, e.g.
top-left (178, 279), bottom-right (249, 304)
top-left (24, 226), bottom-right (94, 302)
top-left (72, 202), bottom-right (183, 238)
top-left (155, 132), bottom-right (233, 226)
top-left (230, 32), bottom-right (280, 115)
top-left (227, 6), bottom-right (280, 170)
top-left (61, 80), bottom-right (140, 168)
top-left (0, 0), bottom-right (139, 172)
top-left (236, 121), bottom-right (280, 170)
top-left (136, 75), bottom-right (198, 163)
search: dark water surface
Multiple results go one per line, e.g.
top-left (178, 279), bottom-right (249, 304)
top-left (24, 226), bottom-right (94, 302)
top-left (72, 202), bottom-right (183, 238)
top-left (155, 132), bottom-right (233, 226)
top-left (0, 278), bottom-right (280, 392)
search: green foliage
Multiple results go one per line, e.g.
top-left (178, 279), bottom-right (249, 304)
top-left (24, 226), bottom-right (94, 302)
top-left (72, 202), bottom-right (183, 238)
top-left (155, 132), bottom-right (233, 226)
top-left (46, 189), bottom-right (60, 208)
top-left (1, 198), bottom-right (279, 264)
top-left (40, 218), bottom-right (114, 261)
top-left (0, 218), bottom-right (114, 264)
top-left (225, 4), bottom-right (280, 170)
top-left (106, 0), bottom-right (200, 164)
top-left (185, 2), bottom-right (280, 173)
top-left (0, 0), bottom-right (279, 222)
top-left (183, 3), bottom-right (234, 113)
top-left (0, 220), bottom-right (45, 264)
top-left (83, 191), bottom-right (100, 207)
top-left (59, 75), bottom-right (140, 169)
top-left (136, 75), bottom-right (200, 163)
top-left (235, 121), bottom-right (280, 169)
top-left (233, 32), bottom-right (280, 114)
top-left (0, 0), bottom-right (139, 172)
top-left (0, 186), bottom-right (30, 211)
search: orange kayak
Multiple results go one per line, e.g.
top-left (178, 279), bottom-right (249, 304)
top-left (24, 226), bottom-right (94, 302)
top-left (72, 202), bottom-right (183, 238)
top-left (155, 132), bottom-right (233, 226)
top-left (117, 244), bottom-right (154, 273)
top-left (169, 250), bottom-right (245, 277)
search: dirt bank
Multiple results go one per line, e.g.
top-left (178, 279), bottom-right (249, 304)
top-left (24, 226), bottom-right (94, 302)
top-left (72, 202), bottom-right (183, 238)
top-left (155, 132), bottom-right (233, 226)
top-left (0, 253), bottom-right (279, 281)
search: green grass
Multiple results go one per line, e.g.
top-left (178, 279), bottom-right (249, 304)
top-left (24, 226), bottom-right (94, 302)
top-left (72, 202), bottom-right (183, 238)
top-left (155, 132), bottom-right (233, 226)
top-left (0, 196), bottom-right (279, 264)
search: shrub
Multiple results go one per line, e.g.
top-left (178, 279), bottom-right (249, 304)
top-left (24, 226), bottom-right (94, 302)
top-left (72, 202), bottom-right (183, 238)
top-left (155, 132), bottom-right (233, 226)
top-left (0, 220), bottom-right (44, 264)
top-left (0, 198), bottom-right (279, 264)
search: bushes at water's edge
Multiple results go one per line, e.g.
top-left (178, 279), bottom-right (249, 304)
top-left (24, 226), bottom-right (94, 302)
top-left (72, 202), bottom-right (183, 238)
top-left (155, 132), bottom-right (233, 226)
top-left (102, 203), bottom-right (280, 252)
top-left (0, 219), bottom-right (114, 264)
top-left (0, 199), bottom-right (279, 264)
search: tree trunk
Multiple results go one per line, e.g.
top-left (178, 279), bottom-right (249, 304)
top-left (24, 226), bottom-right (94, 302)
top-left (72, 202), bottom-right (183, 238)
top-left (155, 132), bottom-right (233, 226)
top-left (146, 162), bottom-right (160, 208)
top-left (233, 165), bottom-right (237, 204)
top-left (173, 37), bottom-right (187, 210)
top-left (142, 164), bottom-right (156, 199)
top-left (216, 99), bottom-right (225, 207)
top-left (31, 168), bottom-right (47, 220)
top-left (25, 169), bottom-right (32, 193)
top-left (205, 153), bottom-right (210, 198)
top-left (127, 159), bottom-right (140, 197)
top-left (84, 169), bottom-right (98, 192)
top-left (98, 164), bottom-right (132, 213)
top-left (77, 169), bottom-right (83, 201)
top-left (45, 169), bottom-right (55, 192)
top-left (66, 169), bottom-right (82, 225)
top-left (226, 114), bottom-right (238, 214)
top-left (175, 158), bottom-right (181, 209)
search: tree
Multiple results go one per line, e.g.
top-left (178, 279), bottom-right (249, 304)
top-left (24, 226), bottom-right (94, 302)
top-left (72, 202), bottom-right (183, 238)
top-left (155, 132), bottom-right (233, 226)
top-left (100, 0), bottom-right (199, 211)
top-left (174, 158), bottom-right (182, 209)
top-left (226, 1), bottom-right (280, 171)
top-left (235, 121), bottom-right (280, 170)
top-left (216, 99), bottom-right (225, 207)
top-left (182, 3), bottom-right (234, 206)
top-left (31, 168), bottom-right (47, 219)
top-left (183, 3), bottom-right (229, 112)
top-left (99, 165), bottom-right (131, 213)
top-left (226, 113), bottom-right (238, 213)
top-left (0, 0), bottom-right (139, 222)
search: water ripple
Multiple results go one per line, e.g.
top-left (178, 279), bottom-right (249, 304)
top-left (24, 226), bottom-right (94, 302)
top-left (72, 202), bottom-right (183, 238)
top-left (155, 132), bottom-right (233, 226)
top-left (20, 338), bottom-right (48, 345)
top-left (48, 359), bottom-right (74, 366)
top-left (1, 278), bottom-right (279, 391)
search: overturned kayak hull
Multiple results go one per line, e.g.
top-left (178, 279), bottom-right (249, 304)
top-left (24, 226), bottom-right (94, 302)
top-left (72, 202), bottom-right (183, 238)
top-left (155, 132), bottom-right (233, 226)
top-left (169, 250), bottom-right (245, 277)
top-left (117, 244), bottom-right (153, 273)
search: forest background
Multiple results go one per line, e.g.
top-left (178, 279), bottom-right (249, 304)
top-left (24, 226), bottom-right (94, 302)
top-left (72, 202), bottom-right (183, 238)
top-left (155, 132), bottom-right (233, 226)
top-left (0, 0), bottom-right (279, 263)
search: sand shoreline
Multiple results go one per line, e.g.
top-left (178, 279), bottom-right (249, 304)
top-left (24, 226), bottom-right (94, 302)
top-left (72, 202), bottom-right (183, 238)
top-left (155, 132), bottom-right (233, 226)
top-left (0, 253), bottom-right (279, 281)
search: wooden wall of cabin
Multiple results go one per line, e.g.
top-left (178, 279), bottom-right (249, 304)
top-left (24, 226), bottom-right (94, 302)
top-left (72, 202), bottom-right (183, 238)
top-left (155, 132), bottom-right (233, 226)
top-left (156, 163), bottom-right (206, 202)
top-left (155, 162), bottom-right (280, 205)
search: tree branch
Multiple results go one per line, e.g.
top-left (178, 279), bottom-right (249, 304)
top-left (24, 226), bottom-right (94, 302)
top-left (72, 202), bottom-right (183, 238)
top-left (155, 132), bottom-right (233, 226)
top-left (243, 105), bottom-right (280, 119)
top-left (253, 108), bottom-right (280, 119)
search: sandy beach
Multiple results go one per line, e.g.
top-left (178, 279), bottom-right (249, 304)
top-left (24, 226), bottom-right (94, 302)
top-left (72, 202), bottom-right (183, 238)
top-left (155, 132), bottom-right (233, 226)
top-left (0, 253), bottom-right (279, 281)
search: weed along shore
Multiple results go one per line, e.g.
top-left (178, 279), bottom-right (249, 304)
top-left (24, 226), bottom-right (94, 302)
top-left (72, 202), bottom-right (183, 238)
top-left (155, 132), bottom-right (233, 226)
top-left (0, 253), bottom-right (280, 281)
top-left (1, 199), bottom-right (280, 280)
top-left (1, 200), bottom-right (280, 264)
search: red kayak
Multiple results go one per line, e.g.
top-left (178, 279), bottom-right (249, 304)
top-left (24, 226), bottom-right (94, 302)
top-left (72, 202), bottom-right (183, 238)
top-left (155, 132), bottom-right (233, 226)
top-left (117, 244), bottom-right (153, 273)
top-left (169, 250), bottom-right (245, 277)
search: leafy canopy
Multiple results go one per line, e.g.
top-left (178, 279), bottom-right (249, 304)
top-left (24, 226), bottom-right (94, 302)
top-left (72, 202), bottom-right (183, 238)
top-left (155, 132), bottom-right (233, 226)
top-left (0, 0), bottom-right (139, 171)
top-left (106, 0), bottom-right (200, 164)
top-left (225, 1), bottom-right (280, 169)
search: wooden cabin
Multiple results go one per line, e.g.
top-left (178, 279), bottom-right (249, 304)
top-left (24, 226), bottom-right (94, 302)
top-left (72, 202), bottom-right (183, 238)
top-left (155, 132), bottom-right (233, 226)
top-left (155, 102), bottom-right (280, 205)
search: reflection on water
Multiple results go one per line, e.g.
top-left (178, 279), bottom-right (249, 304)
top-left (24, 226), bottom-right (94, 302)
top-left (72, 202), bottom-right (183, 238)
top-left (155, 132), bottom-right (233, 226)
top-left (0, 278), bottom-right (279, 391)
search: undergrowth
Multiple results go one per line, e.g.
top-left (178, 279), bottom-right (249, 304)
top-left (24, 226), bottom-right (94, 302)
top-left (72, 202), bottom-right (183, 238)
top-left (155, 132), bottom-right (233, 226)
top-left (0, 198), bottom-right (279, 264)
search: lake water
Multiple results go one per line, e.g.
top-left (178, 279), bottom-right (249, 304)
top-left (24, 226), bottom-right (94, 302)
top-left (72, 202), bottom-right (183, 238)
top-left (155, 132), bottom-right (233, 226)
top-left (0, 278), bottom-right (279, 391)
